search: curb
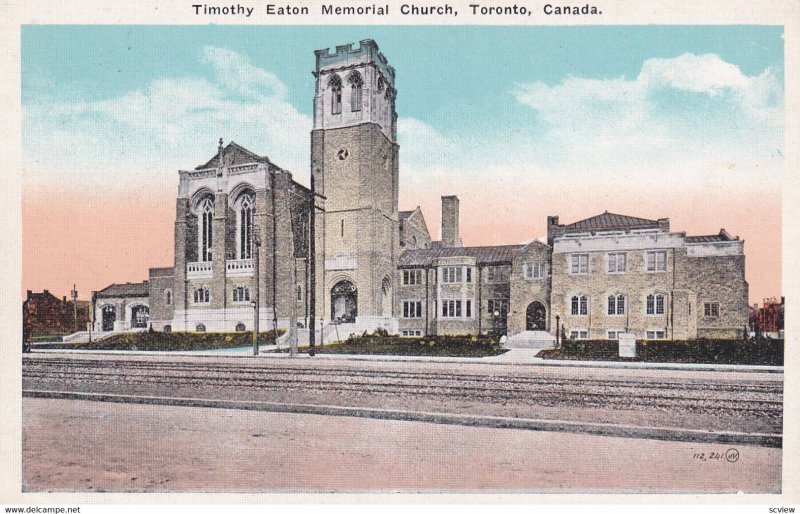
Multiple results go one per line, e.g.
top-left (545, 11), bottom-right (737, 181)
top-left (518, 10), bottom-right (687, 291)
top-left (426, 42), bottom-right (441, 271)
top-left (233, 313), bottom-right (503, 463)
top-left (23, 389), bottom-right (782, 448)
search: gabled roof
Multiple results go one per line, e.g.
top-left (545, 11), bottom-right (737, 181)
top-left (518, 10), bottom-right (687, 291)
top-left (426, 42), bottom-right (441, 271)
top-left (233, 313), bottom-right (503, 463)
top-left (564, 211), bottom-right (659, 233)
top-left (399, 244), bottom-right (525, 267)
top-left (196, 141), bottom-right (272, 170)
top-left (94, 281), bottom-right (149, 299)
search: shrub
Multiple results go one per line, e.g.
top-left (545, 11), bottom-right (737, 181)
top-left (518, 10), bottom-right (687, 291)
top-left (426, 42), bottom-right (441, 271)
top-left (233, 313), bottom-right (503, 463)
top-left (540, 338), bottom-right (783, 365)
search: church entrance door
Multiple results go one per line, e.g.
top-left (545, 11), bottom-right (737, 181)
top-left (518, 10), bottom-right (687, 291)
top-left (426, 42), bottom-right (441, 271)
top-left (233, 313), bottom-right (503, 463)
top-left (131, 305), bottom-right (150, 328)
top-left (331, 280), bottom-right (357, 323)
top-left (101, 305), bottom-right (116, 332)
top-left (525, 301), bottom-right (547, 331)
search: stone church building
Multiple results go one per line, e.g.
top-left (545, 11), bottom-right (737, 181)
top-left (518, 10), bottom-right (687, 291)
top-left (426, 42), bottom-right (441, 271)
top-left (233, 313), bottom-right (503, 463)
top-left (92, 39), bottom-right (748, 342)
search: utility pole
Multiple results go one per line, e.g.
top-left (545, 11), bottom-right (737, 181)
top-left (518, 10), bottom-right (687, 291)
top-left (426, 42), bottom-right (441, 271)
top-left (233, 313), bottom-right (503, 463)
top-left (252, 229), bottom-right (261, 356)
top-left (271, 174), bottom-right (278, 347)
top-left (308, 170), bottom-right (316, 356)
top-left (70, 284), bottom-right (78, 332)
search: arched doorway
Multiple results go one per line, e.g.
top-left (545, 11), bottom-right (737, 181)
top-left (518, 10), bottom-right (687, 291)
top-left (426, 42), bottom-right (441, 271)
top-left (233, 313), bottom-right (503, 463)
top-left (381, 276), bottom-right (391, 317)
top-left (131, 305), bottom-right (150, 328)
top-left (526, 301), bottom-right (547, 331)
top-left (331, 280), bottom-right (357, 323)
top-left (101, 305), bottom-right (116, 332)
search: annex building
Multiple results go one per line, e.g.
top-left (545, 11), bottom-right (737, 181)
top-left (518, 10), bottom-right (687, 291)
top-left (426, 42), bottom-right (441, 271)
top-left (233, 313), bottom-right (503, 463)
top-left (92, 40), bottom-right (748, 342)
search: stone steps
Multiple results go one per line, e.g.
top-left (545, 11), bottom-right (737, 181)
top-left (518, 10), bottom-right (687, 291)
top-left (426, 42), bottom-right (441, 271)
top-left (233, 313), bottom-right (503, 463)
top-left (503, 330), bottom-right (557, 350)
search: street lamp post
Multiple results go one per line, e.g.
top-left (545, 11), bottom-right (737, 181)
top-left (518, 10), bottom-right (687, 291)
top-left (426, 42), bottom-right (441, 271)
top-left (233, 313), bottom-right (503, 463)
top-left (555, 315), bottom-right (561, 347)
top-left (252, 229), bottom-right (262, 356)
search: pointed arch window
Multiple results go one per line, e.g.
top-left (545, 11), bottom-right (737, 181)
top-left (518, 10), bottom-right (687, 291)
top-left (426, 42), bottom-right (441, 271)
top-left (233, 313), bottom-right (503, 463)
top-left (328, 74), bottom-right (342, 115)
top-left (348, 71), bottom-right (363, 112)
top-left (199, 197), bottom-right (214, 262)
top-left (238, 193), bottom-right (254, 259)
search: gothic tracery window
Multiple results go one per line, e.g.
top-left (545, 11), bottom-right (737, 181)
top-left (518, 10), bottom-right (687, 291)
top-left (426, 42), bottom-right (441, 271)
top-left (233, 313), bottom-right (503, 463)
top-left (328, 74), bottom-right (342, 115)
top-left (199, 197), bottom-right (213, 262)
top-left (348, 71), bottom-right (363, 112)
top-left (238, 193), bottom-right (254, 259)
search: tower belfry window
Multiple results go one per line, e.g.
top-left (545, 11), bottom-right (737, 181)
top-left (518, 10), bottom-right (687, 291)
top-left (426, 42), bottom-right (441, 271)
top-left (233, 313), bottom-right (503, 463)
top-left (328, 74), bottom-right (342, 115)
top-left (348, 71), bottom-right (363, 112)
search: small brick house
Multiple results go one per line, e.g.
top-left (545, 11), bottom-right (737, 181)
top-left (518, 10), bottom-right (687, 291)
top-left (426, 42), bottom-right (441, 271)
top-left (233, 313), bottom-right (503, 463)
top-left (23, 290), bottom-right (90, 340)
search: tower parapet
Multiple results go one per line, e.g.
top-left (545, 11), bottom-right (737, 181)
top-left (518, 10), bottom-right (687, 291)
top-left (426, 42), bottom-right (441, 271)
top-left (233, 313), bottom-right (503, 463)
top-left (312, 39), bottom-right (397, 141)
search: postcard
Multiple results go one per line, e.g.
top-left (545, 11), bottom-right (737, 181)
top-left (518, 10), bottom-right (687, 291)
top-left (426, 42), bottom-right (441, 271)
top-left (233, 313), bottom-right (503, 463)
top-left (2, 0), bottom-right (798, 510)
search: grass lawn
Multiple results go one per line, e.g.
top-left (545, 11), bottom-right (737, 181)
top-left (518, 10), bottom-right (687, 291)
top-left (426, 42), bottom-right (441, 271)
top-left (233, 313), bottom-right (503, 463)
top-left (41, 330), bottom-right (282, 352)
top-left (291, 334), bottom-right (507, 358)
top-left (538, 338), bottom-right (783, 366)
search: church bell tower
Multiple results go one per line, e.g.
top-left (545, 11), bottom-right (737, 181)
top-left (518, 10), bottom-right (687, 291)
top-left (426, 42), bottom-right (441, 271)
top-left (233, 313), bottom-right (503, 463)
top-left (311, 40), bottom-right (399, 332)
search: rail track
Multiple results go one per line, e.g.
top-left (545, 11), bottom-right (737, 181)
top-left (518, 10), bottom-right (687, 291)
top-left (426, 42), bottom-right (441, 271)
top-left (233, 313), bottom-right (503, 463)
top-left (23, 356), bottom-right (783, 420)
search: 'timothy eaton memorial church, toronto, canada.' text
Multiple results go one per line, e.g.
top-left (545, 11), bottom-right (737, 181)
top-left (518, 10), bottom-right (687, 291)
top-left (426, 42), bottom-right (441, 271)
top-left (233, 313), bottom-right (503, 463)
top-left (91, 40), bottom-right (749, 345)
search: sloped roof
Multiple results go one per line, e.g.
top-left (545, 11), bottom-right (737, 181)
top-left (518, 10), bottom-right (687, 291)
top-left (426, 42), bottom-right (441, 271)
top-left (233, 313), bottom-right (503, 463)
top-left (399, 210), bottom-right (414, 222)
top-left (564, 211), bottom-right (659, 233)
top-left (399, 244), bottom-right (525, 267)
top-left (95, 281), bottom-right (149, 298)
top-left (196, 141), bottom-right (272, 170)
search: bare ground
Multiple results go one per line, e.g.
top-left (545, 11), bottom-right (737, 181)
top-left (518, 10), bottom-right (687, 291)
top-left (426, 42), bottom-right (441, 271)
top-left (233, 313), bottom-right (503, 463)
top-left (22, 398), bottom-right (782, 493)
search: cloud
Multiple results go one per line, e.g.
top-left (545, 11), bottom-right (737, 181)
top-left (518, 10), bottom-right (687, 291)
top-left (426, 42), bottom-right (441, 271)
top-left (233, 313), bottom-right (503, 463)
top-left (23, 46), bottom-right (311, 188)
top-left (202, 46), bottom-right (289, 101)
top-left (511, 53), bottom-right (783, 172)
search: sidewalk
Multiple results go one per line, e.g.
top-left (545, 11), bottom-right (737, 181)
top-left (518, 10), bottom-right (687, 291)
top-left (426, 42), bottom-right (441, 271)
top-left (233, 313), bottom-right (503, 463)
top-left (32, 346), bottom-right (783, 373)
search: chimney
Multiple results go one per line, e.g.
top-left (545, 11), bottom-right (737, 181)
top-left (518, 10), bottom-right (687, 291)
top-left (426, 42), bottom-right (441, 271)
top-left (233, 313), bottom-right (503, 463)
top-left (547, 215), bottom-right (560, 246)
top-left (441, 196), bottom-right (461, 247)
top-left (657, 218), bottom-right (670, 233)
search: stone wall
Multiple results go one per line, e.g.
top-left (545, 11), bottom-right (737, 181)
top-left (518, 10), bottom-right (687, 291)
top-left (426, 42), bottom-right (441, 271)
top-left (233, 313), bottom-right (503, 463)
top-left (551, 245), bottom-right (677, 339)
top-left (686, 254), bottom-right (748, 338)
top-left (147, 267), bottom-right (174, 330)
top-left (508, 242), bottom-right (552, 335)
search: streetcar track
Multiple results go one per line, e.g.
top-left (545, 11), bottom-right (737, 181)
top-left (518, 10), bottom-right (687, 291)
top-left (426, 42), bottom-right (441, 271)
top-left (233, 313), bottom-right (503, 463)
top-left (22, 368), bottom-right (783, 407)
top-left (23, 358), bottom-right (782, 395)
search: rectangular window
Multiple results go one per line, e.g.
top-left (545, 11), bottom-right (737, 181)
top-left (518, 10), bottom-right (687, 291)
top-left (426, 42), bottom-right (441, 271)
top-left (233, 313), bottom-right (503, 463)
top-left (402, 269), bottom-right (422, 286)
top-left (486, 266), bottom-right (509, 283)
top-left (704, 302), bottom-right (720, 317)
top-left (608, 294), bottom-right (626, 316)
top-left (401, 330), bottom-right (422, 337)
top-left (607, 253), bottom-right (627, 273)
top-left (570, 295), bottom-right (588, 316)
top-left (442, 266), bottom-right (462, 283)
top-left (466, 300), bottom-right (472, 318)
top-left (466, 267), bottom-right (472, 283)
top-left (646, 251), bottom-right (667, 272)
top-left (570, 330), bottom-right (589, 340)
top-left (488, 299), bottom-right (509, 318)
top-left (525, 262), bottom-right (546, 280)
top-left (402, 301), bottom-right (423, 319)
top-left (645, 330), bottom-right (667, 339)
top-left (646, 294), bottom-right (666, 315)
top-left (607, 330), bottom-right (624, 340)
top-left (442, 300), bottom-right (465, 318)
top-left (570, 254), bottom-right (589, 275)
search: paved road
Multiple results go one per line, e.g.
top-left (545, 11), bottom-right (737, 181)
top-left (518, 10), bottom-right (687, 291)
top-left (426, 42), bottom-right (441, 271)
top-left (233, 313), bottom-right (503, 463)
top-left (22, 352), bottom-right (783, 446)
top-left (22, 398), bottom-right (782, 493)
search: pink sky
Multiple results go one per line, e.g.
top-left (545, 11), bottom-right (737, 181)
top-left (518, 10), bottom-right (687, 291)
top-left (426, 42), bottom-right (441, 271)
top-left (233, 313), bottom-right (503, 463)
top-left (22, 178), bottom-right (781, 306)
